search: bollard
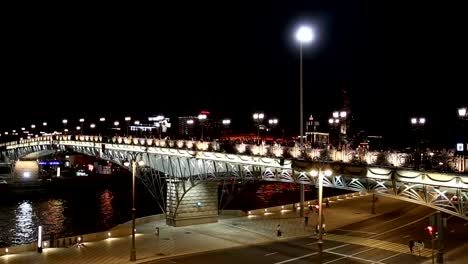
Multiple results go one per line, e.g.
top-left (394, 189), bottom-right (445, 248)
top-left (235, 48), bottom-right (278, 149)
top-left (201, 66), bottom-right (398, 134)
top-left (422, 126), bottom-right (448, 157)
top-left (155, 227), bottom-right (160, 236)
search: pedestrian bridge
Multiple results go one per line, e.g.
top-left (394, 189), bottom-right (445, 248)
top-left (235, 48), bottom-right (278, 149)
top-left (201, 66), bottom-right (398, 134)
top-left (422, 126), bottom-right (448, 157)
top-left (1, 135), bottom-right (467, 223)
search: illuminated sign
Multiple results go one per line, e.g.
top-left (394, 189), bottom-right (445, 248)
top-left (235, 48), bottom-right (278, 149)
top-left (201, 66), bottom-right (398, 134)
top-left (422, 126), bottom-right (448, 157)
top-left (38, 161), bottom-right (60, 165)
top-left (456, 143), bottom-right (464, 151)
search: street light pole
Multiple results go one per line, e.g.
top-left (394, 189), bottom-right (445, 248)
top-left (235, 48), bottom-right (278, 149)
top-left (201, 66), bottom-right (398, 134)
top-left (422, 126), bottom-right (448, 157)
top-left (317, 170), bottom-right (324, 263)
top-left (130, 160), bottom-right (136, 261)
top-left (296, 25), bottom-right (314, 218)
top-left (311, 168), bottom-right (331, 264)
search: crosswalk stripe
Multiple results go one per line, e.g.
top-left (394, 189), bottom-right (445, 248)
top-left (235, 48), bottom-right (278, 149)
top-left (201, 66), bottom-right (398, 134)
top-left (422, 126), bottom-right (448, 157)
top-left (323, 234), bottom-right (432, 258)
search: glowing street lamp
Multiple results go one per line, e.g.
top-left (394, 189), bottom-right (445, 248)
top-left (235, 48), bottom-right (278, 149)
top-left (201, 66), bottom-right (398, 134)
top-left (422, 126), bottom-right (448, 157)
top-left (253, 113), bottom-right (264, 144)
top-left (295, 25), bottom-right (315, 148)
top-left (295, 25), bottom-right (316, 221)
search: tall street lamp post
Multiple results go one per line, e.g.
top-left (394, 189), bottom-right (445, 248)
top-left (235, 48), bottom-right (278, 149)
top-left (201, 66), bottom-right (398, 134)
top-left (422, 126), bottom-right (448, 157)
top-left (311, 168), bottom-right (332, 264)
top-left (296, 25), bottom-right (315, 218)
top-left (124, 159), bottom-right (144, 262)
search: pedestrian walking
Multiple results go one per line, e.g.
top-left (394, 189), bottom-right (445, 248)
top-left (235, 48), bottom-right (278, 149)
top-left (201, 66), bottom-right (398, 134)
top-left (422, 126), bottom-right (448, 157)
top-left (409, 239), bottom-right (414, 254)
top-left (276, 224), bottom-right (282, 237)
top-left (304, 211), bottom-right (309, 227)
top-left (325, 199), bottom-right (330, 208)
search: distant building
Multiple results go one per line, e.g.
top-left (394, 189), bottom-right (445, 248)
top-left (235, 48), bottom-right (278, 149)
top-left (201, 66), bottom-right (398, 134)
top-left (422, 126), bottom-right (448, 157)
top-left (178, 116), bottom-right (197, 138)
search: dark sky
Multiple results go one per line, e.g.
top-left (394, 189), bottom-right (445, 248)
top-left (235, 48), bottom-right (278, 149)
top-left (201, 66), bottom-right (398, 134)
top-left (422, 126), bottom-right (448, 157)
top-left (2, 1), bottom-right (467, 147)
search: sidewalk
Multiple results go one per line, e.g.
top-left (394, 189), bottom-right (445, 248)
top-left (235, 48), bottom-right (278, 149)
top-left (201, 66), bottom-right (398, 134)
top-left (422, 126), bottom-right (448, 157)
top-left (0, 195), bottom-right (420, 264)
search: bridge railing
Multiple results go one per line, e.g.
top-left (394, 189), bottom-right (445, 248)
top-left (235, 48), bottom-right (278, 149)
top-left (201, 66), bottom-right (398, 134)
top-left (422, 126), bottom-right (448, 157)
top-left (1, 135), bottom-right (466, 173)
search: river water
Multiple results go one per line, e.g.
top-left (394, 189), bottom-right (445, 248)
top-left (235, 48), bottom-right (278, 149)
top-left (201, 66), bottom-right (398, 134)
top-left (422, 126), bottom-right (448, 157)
top-left (0, 175), bottom-right (351, 247)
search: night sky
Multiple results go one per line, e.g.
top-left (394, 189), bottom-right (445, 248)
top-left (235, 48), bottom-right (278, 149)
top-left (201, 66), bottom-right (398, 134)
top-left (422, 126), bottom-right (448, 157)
top-left (2, 2), bottom-right (467, 147)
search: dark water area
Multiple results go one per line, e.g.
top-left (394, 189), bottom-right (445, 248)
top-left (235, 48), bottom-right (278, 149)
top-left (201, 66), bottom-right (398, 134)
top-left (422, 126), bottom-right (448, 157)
top-left (0, 176), bottom-right (353, 248)
top-left (224, 182), bottom-right (353, 211)
top-left (0, 174), bottom-right (159, 248)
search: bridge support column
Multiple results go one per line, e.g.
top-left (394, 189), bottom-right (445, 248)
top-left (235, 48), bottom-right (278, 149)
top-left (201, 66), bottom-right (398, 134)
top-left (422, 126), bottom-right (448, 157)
top-left (166, 181), bottom-right (218, 227)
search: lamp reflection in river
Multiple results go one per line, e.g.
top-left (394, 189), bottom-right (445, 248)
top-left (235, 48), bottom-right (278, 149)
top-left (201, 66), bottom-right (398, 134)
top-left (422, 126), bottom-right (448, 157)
top-left (100, 189), bottom-right (114, 228)
top-left (16, 201), bottom-right (34, 242)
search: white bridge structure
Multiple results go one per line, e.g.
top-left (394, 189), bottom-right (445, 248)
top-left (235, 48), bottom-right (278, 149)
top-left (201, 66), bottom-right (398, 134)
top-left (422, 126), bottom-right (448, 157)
top-left (1, 135), bottom-right (468, 225)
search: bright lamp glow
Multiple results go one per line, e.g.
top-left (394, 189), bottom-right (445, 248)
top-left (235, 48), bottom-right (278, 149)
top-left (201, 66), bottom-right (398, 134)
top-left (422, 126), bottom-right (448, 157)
top-left (198, 114), bottom-right (207, 120)
top-left (76, 126), bottom-right (81, 130)
top-left (124, 161), bottom-right (130, 166)
top-left (419, 118), bottom-right (426, 124)
top-left (62, 119), bottom-right (68, 124)
top-left (332, 112), bottom-right (339, 118)
top-left (324, 170), bottom-right (332, 176)
top-left (114, 121), bottom-right (119, 126)
top-left (42, 122), bottom-right (47, 126)
top-left (411, 118), bottom-right (417, 124)
top-left (340, 111), bottom-right (347, 118)
top-left (296, 25), bottom-right (315, 43)
top-left (90, 123), bottom-right (96, 128)
top-left (79, 118), bottom-right (85, 122)
top-left (100, 117), bottom-right (106, 122)
top-left (23, 172), bottom-right (31, 178)
top-left (187, 119), bottom-right (194, 125)
top-left (459, 107), bottom-right (467, 117)
top-left (328, 118), bottom-right (334, 124)
top-left (125, 117), bottom-right (131, 121)
top-left (134, 120), bottom-right (140, 125)
top-left (222, 119), bottom-right (231, 125)
top-left (31, 124), bottom-right (36, 129)
top-left (310, 170), bottom-right (318, 177)
top-left (138, 160), bottom-right (145, 166)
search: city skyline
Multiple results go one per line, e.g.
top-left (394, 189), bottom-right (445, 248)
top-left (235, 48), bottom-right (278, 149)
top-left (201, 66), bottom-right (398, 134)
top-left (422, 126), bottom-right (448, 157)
top-left (2, 2), bottom-right (467, 148)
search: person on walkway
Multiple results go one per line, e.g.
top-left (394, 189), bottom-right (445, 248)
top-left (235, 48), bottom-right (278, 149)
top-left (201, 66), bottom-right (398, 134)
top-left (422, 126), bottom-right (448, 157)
top-left (304, 211), bottom-right (309, 227)
top-left (325, 199), bottom-right (330, 208)
top-left (276, 224), bottom-right (282, 237)
top-left (409, 239), bottom-right (414, 254)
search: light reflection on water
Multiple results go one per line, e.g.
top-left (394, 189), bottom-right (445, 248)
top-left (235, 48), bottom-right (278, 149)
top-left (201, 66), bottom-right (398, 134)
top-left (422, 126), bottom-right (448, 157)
top-left (0, 190), bottom-right (119, 247)
top-left (0, 176), bottom-right (159, 248)
top-left (100, 189), bottom-right (114, 227)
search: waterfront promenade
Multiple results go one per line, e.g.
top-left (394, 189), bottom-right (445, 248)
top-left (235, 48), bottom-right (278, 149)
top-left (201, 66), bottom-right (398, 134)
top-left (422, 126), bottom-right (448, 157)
top-left (0, 194), bottom-right (462, 264)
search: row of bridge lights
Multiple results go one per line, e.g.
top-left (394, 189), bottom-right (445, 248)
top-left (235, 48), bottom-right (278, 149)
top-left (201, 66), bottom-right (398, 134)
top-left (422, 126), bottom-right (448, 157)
top-left (0, 117), bottom-right (144, 137)
top-left (1, 108), bottom-right (466, 138)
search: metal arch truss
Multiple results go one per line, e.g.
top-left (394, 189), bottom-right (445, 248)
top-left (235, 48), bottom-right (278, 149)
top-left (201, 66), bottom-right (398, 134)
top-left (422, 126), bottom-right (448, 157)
top-left (2, 141), bottom-right (468, 220)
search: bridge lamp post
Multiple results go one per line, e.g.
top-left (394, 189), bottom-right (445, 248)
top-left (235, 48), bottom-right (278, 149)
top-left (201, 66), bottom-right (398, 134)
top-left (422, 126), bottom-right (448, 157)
top-left (125, 117), bottom-right (131, 136)
top-left (253, 113), bottom-right (264, 144)
top-left (198, 114), bottom-right (207, 141)
top-left (187, 119), bottom-right (194, 140)
top-left (123, 159), bottom-right (145, 262)
top-left (79, 118), bottom-right (85, 134)
top-left (268, 118), bottom-right (278, 139)
top-left (114, 121), bottom-right (120, 135)
top-left (42, 122), bottom-right (47, 134)
top-left (410, 117), bottom-right (426, 168)
top-left (99, 117), bottom-right (106, 136)
top-left (222, 119), bottom-right (231, 139)
top-left (62, 119), bottom-right (68, 134)
top-left (310, 168), bottom-right (332, 264)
